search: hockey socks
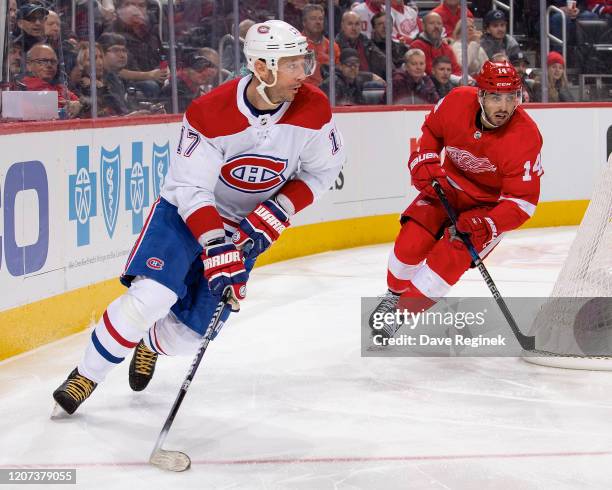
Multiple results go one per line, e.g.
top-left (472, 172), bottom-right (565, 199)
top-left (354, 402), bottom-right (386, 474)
top-left (78, 300), bottom-right (144, 384)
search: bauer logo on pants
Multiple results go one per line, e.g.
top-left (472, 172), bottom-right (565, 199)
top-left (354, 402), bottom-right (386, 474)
top-left (220, 154), bottom-right (287, 193)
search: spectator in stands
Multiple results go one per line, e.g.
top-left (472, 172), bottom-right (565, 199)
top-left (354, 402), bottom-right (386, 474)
top-left (511, 51), bottom-right (535, 102)
top-left (221, 19), bottom-right (255, 72)
top-left (336, 10), bottom-right (386, 78)
top-left (73, 42), bottom-right (125, 117)
top-left (284, 0), bottom-right (308, 32)
top-left (533, 51), bottom-right (574, 102)
top-left (195, 47), bottom-right (228, 90)
top-left (352, 0), bottom-right (421, 43)
top-left (19, 43), bottom-right (81, 117)
top-left (451, 17), bottom-right (488, 76)
top-left (411, 12), bottom-right (462, 77)
top-left (587, 0), bottom-right (612, 19)
top-left (490, 52), bottom-right (510, 62)
top-left (99, 32), bottom-right (131, 115)
top-left (352, 0), bottom-right (384, 38)
top-left (44, 10), bottom-right (60, 43)
top-left (8, 46), bottom-right (23, 80)
top-left (160, 52), bottom-right (214, 112)
top-left (320, 48), bottom-right (380, 105)
top-left (370, 12), bottom-right (408, 73)
top-left (45, 10), bottom-right (76, 65)
top-left (480, 9), bottom-right (520, 61)
top-left (391, 48), bottom-right (439, 104)
top-left (107, 0), bottom-right (166, 99)
top-left (14, 3), bottom-right (48, 55)
top-left (430, 55), bottom-right (455, 98)
top-left (302, 4), bottom-right (340, 87)
top-left (432, 0), bottom-right (474, 39)
top-left (548, 1), bottom-right (598, 53)
top-left (8, 0), bottom-right (17, 33)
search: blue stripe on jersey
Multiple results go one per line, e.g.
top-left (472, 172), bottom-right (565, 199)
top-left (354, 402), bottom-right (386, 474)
top-left (91, 330), bottom-right (124, 364)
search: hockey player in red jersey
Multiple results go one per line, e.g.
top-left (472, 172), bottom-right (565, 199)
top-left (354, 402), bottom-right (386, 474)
top-left (370, 60), bottom-right (543, 337)
top-left (52, 20), bottom-right (345, 415)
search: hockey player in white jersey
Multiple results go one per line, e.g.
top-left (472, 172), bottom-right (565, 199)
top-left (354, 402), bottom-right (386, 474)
top-left (53, 20), bottom-right (346, 415)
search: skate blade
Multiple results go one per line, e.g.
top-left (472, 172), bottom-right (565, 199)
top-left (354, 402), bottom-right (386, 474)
top-left (50, 402), bottom-right (69, 419)
top-left (149, 449), bottom-right (191, 472)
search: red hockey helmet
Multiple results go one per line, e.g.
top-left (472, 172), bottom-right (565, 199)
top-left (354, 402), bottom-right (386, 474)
top-left (476, 60), bottom-right (522, 93)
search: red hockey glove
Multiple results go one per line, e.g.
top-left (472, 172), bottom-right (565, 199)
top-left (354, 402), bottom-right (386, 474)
top-left (408, 151), bottom-right (447, 198)
top-left (455, 209), bottom-right (499, 250)
top-left (232, 199), bottom-right (291, 260)
top-left (202, 242), bottom-right (248, 311)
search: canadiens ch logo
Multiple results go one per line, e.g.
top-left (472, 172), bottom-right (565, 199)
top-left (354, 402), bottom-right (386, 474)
top-left (220, 154), bottom-right (288, 193)
top-left (146, 257), bottom-right (164, 270)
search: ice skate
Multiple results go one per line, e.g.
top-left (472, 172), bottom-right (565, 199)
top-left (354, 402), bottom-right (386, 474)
top-left (369, 290), bottom-right (401, 339)
top-left (129, 340), bottom-right (158, 392)
top-left (52, 368), bottom-right (97, 415)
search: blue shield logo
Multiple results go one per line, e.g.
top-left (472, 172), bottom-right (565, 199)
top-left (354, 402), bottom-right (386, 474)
top-left (100, 146), bottom-right (121, 238)
top-left (69, 146), bottom-right (97, 246)
top-left (125, 142), bottom-right (150, 234)
top-left (152, 142), bottom-right (170, 199)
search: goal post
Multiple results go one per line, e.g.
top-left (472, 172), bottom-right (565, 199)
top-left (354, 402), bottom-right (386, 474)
top-left (523, 153), bottom-right (612, 370)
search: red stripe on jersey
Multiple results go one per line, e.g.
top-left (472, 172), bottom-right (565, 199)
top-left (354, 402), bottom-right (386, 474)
top-left (152, 322), bottom-right (168, 355)
top-left (278, 84), bottom-right (332, 130)
top-left (185, 79), bottom-right (249, 138)
top-left (124, 197), bottom-right (160, 274)
top-left (278, 180), bottom-right (315, 214)
top-left (186, 205), bottom-right (225, 242)
top-left (222, 216), bottom-right (240, 228)
top-left (103, 311), bottom-right (138, 348)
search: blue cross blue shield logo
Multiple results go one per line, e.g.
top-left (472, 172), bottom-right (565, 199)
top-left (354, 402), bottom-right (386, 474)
top-left (152, 142), bottom-right (170, 199)
top-left (100, 146), bottom-right (121, 238)
top-left (69, 146), bottom-right (97, 246)
top-left (125, 142), bottom-right (150, 234)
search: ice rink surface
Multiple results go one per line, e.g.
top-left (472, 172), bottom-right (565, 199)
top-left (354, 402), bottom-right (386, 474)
top-left (1, 226), bottom-right (612, 489)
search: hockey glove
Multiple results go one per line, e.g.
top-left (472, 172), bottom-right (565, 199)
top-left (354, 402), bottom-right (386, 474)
top-left (202, 241), bottom-right (248, 311)
top-left (455, 209), bottom-right (498, 250)
top-left (408, 151), bottom-right (447, 199)
top-left (232, 199), bottom-right (291, 260)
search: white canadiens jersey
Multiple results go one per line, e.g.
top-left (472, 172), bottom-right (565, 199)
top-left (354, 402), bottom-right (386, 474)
top-left (161, 75), bottom-right (346, 234)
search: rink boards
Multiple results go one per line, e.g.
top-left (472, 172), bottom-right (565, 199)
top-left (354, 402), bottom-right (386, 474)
top-left (0, 104), bottom-right (610, 360)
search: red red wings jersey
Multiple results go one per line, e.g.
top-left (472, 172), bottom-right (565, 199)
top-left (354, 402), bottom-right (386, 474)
top-left (161, 76), bottom-right (345, 243)
top-left (417, 86), bottom-right (543, 233)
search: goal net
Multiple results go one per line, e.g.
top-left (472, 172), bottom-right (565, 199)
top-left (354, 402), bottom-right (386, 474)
top-left (523, 154), bottom-right (612, 370)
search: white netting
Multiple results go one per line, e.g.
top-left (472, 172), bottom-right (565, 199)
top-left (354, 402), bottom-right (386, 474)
top-left (524, 155), bottom-right (612, 370)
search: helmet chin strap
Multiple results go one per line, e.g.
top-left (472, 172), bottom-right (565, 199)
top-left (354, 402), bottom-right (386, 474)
top-left (254, 69), bottom-right (281, 108)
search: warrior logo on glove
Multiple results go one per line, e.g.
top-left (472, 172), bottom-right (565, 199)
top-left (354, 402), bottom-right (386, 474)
top-left (232, 199), bottom-right (291, 260)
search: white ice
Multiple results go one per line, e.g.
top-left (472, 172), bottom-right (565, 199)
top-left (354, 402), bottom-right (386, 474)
top-left (1, 226), bottom-right (612, 489)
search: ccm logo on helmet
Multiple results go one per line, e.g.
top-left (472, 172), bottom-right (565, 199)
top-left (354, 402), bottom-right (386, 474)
top-left (146, 257), bottom-right (165, 270)
top-left (220, 154), bottom-right (287, 193)
top-left (257, 25), bottom-right (270, 34)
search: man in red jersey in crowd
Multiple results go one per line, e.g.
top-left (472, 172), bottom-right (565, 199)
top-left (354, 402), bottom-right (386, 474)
top-left (370, 61), bottom-right (543, 338)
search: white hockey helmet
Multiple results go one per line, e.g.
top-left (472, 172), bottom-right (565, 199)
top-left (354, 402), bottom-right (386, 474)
top-left (243, 20), bottom-right (316, 105)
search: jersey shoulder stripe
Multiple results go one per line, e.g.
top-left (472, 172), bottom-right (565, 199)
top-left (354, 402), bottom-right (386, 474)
top-left (185, 78), bottom-right (249, 138)
top-left (278, 83), bottom-right (332, 130)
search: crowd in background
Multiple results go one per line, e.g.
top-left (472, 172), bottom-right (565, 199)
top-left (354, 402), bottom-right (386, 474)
top-left (2, 0), bottom-right (611, 119)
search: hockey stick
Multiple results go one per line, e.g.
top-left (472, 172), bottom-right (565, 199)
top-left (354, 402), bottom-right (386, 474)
top-left (431, 180), bottom-right (536, 351)
top-left (149, 289), bottom-right (232, 472)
